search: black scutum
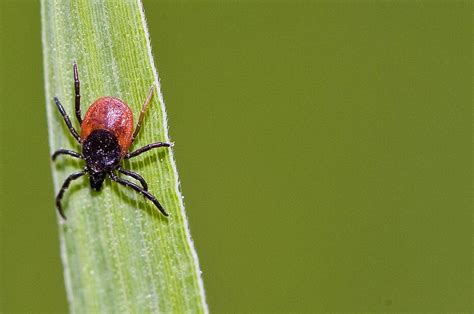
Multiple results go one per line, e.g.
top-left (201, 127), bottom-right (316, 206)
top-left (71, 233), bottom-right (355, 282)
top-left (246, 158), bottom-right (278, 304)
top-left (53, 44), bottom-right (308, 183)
top-left (82, 129), bottom-right (121, 190)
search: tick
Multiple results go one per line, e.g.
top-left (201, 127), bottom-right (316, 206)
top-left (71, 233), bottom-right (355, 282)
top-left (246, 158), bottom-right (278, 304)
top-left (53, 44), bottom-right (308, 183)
top-left (52, 62), bottom-right (172, 220)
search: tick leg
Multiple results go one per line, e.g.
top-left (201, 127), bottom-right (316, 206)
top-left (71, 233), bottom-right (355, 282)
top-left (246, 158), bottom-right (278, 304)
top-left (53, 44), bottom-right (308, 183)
top-left (73, 62), bottom-right (82, 125)
top-left (56, 170), bottom-right (86, 220)
top-left (117, 167), bottom-right (148, 191)
top-left (125, 142), bottom-right (173, 159)
top-left (131, 84), bottom-right (155, 143)
top-left (110, 172), bottom-right (168, 217)
top-left (54, 97), bottom-right (81, 143)
top-left (52, 149), bottom-right (83, 161)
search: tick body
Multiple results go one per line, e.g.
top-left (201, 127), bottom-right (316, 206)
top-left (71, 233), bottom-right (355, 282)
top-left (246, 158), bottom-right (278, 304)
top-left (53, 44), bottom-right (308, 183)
top-left (52, 62), bottom-right (172, 220)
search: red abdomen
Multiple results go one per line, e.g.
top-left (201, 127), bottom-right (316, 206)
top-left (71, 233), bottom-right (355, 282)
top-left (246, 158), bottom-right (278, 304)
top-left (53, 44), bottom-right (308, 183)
top-left (81, 97), bottom-right (134, 155)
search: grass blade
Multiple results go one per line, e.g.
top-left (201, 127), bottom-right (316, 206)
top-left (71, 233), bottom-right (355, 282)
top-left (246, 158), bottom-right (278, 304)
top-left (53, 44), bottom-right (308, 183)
top-left (41, 0), bottom-right (208, 312)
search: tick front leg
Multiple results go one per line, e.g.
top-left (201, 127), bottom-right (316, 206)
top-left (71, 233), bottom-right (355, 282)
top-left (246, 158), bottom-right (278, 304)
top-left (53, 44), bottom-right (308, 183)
top-left (56, 170), bottom-right (86, 220)
top-left (110, 172), bottom-right (168, 217)
top-left (117, 167), bottom-right (148, 191)
top-left (125, 142), bottom-right (173, 159)
top-left (52, 149), bottom-right (83, 161)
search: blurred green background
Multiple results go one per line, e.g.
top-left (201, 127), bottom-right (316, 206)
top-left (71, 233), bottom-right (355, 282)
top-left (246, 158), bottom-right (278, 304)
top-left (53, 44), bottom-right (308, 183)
top-left (0, 0), bottom-right (471, 312)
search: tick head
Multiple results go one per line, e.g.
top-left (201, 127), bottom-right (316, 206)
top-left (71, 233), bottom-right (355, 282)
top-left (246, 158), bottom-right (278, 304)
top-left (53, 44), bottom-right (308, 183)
top-left (89, 171), bottom-right (106, 191)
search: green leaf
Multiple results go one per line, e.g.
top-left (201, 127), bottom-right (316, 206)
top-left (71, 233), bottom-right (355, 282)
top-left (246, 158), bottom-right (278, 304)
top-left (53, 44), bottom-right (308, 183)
top-left (41, 0), bottom-right (208, 312)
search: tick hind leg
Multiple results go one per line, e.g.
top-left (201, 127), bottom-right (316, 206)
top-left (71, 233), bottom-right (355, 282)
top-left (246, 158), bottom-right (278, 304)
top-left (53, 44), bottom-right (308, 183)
top-left (73, 62), bottom-right (82, 124)
top-left (56, 170), bottom-right (86, 220)
top-left (54, 97), bottom-right (81, 143)
top-left (131, 84), bottom-right (155, 143)
top-left (110, 172), bottom-right (168, 217)
top-left (127, 83), bottom-right (173, 158)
